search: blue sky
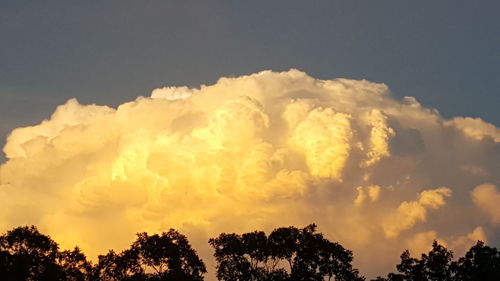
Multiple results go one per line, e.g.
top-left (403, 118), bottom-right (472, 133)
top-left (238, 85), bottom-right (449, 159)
top-left (1, 0), bottom-right (499, 158)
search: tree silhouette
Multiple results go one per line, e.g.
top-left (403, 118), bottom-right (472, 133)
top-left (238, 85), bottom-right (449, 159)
top-left (93, 229), bottom-right (206, 281)
top-left (92, 249), bottom-right (145, 281)
top-left (0, 225), bottom-right (59, 280)
top-left (3, 224), bottom-right (500, 281)
top-left (375, 241), bottom-right (453, 281)
top-left (209, 224), bottom-right (364, 281)
top-left (0, 225), bottom-right (90, 281)
top-left (422, 242), bottom-right (453, 281)
top-left (451, 241), bottom-right (500, 281)
top-left (57, 247), bottom-right (92, 281)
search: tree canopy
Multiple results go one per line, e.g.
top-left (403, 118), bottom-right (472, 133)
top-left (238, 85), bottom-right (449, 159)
top-left (0, 225), bottom-right (91, 281)
top-left (373, 240), bottom-right (500, 281)
top-left (93, 229), bottom-right (206, 281)
top-left (209, 224), bottom-right (363, 281)
top-left (451, 241), bottom-right (500, 281)
top-left (1, 225), bottom-right (500, 281)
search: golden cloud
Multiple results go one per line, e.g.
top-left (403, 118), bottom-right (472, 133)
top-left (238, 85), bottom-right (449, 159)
top-left (0, 69), bottom-right (498, 279)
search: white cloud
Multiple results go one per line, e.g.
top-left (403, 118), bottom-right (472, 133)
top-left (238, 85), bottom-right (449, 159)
top-left (446, 117), bottom-right (500, 142)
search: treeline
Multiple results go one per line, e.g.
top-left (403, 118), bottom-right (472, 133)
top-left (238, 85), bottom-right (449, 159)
top-left (0, 225), bottom-right (499, 281)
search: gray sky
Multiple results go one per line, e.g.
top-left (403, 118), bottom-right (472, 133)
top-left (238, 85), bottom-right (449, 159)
top-left (1, 0), bottom-right (499, 161)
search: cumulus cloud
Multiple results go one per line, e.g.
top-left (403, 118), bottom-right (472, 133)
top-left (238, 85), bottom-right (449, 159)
top-left (354, 185), bottom-right (381, 207)
top-left (382, 187), bottom-right (452, 238)
top-left (472, 183), bottom-right (500, 224)
top-left (448, 226), bottom-right (488, 255)
top-left (0, 69), bottom-right (499, 279)
top-left (406, 226), bottom-right (486, 257)
top-left (406, 231), bottom-right (441, 255)
top-left (446, 117), bottom-right (500, 142)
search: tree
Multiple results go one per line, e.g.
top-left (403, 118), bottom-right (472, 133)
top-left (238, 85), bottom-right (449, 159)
top-left (421, 242), bottom-right (453, 281)
top-left (0, 225), bottom-right (90, 281)
top-left (376, 241), bottom-right (453, 281)
top-left (57, 247), bottom-right (92, 281)
top-left (91, 249), bottom-right (144, 281)
top-left (207, 232), bottom-right (257, 281)
top-left (451, 241), bottom-right (500, 281)
top-left (132, 229), bottom-right (206, 281)
top-left (93, 229), bottom-right (206, 281)
top-left (209, 224), bottom-right (364, 281)
top-left (0, 225), bottom-right (60, 280)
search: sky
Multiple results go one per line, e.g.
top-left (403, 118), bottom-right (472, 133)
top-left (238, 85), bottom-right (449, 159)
top-left (1, 0), bottom-right (499, 279)
top-left (1, 0), bottom-right (499, 147)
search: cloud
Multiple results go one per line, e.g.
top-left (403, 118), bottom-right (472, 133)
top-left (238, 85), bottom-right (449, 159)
top-left (448, 226), bottom-right (487, 255)
top-left (151, 86), bottom-right (196, 100)
top-left (354, 185), bottom-right (381, 207)
top-left (361, 110), bottom-right (395, 167)
top-left (382, 187), bottom-right (452, 238)
top-left (0, 69), bottom-right (498, 279)
top-left (287, 106), bottom-right (352, 179)
top-left (446, 117), bottom-right (500, 142)
top-left (406, 226), bottom-right (486, 257)
top-left (406, 231), bottom-right (441, 255)
top-left (471, 183), bottom-right (500, 224)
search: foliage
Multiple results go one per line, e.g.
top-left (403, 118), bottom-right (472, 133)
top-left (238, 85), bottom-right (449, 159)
top-left (2, 225), bottom-right (500, 281)
top-left (209, 224), bottom-right (364, 281)
top-left (451, 241), bottom-right (500, 281)
top-left (375, 240), bottom-right (500, 281)
top-left (92, 229), bottom-right (206, 281)
top-left (0, 225), bottom-right (90, 281)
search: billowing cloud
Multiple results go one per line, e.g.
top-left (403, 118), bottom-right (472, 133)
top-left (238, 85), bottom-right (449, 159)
top-left (472, 183), bottom-right (500, 224)
top-left (0, 69), bottom-right (498, 279)
top-left (382, 187), bottom-right (452, 238)
top-left (445, 117), bottom-right (500, 142)
top-left (354, 185), bottom-right (381, 207)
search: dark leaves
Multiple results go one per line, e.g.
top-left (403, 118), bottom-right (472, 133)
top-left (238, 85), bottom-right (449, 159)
top-left (93, 229), bottom-right (206, 281)
top-left (209, 224), bottom-right (364, 281)
top-left (375, 240), bottom-right (500, 281)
